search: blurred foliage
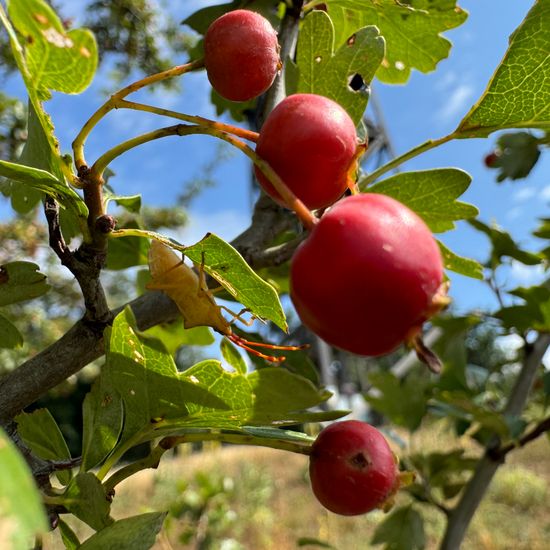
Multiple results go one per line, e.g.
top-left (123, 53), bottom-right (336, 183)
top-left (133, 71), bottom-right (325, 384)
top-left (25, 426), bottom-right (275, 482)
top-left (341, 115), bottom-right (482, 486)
top-left (84, 0), bottom-right (196, 87)
top-left (485, 131), bottom-right (549, 182)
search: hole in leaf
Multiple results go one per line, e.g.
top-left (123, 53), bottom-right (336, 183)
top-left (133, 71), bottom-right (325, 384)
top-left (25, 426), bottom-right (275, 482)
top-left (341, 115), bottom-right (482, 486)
top-left (347, 34), bottom-right (356, 46)
top-left (314, 56), bottom-right (322, 63)
top-left (348, 73), bottom-right (365, 92)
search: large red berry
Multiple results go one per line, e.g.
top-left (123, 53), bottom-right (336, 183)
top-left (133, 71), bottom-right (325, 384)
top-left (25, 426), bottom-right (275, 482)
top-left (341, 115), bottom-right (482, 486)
top-left (309, 421), bottom-right (399, 515)
top-left (255, 94), bottom-right (358, 210)
top-left (290, 193), bottom-right (443, 356)
top-left (204, 10), bottom-right (280, 102)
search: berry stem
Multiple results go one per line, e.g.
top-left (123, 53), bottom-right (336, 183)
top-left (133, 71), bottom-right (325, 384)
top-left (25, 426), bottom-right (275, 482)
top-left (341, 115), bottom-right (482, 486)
top-left (103, 429), bottom-right (314, 493)
top-left (358, 133), bottom-right (456, 188)
top-left (90, 124), bottom-right (318, 231)
top-left (114, 98), bottom-right (259, 142)
top-left (72, 58), bottom-right (205, 171)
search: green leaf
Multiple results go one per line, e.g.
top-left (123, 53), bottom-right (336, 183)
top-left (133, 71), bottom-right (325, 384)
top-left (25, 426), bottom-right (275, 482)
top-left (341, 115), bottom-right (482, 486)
top-left (0, 312), bottom-right (24, 349)
top-left (103, 308), bottom-right (202, 446)
top-left (326, 0), bottom-right (467, 84)
top-left (0, 428), bottom-right (48, 549)
top-left (365, 371), bottom-right (431, 432)
top-left (372, 505), bottom-right (425, 550)
top-left (185, 233), bottom-right (287, 332)
top-left (64, 473), bottom-right (112, 531)
top-left (106, 223), bottom-right (150, 270)
top-left (1, 101), bottom-right (57, 214)
top-left (220, 339), bottom-right (247, 374)
top-left (144, 322), bottom-right (215, 355)
top-left (0, 160), bottom-right (88, 222)
top-left (0, 6), bottom-right (60, 164)
top-left (469, 219), bottom-right (542, 267)
top-left (409, 449), bottom-right (477, 492)
top-left (78, 512), bottom-right (166, 550)
top-left (81, 380), bottom-right (124, 472)
top-left (0, 261), bottom-right (50, 306)
top-left (489, 132), bottom-right (542, 182)
top-left (8, 0), bottom-right (98, 99)
top-left (294, 10), bottom-right (385, 123)
top-left (102, 309), bottom-right (337, 452)
top-left (495, 286), bottom-right (550, 332)
top-left (437, 240), bottom-right (483, 280)
top-left (432, 391), bottom-right (512, 439)
top-left (457, 0), bottom-right (550, 137)
top-left (366, 168), bottom-right (478, 232)
top-left (16, 409), bottom-right (72, 485)
top-left (58, 519), bottom-right (80, 550)
top-left (105, 193), bottom-right (142, 214)
top-left (111, 229), bottom-right (287, 332)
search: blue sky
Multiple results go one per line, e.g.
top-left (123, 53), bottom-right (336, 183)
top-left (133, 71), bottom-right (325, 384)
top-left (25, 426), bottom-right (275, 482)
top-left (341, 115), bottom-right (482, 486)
top-left (2, 0), bottom-right (548, 317)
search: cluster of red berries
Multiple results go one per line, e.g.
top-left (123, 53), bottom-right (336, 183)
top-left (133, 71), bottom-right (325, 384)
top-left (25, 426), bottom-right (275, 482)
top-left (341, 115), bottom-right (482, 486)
top-left (205, 9), bottom-right (440, 515)
top-left (205, 9), bottom-right (445, 359)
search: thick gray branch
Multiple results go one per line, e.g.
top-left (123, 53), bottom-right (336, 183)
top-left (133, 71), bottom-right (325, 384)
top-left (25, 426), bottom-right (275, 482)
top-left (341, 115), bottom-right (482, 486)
top-left (440, 333), bottom-right (550, 550)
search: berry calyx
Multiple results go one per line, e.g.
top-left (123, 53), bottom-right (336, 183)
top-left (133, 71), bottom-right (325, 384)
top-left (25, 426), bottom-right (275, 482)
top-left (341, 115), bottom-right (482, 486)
top-left (309, 421), bottom-right (399, 515)
top-left (204, 10), bottom-right (280, 102)
top-left (290, 193), bottom-right (444, 356)
top-left (255, 94), bottom-right (358, 210)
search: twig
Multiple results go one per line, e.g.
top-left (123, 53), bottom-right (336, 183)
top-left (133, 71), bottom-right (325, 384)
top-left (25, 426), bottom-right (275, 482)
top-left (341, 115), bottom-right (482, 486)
top-left (440, 332), bottom-right (550, 550)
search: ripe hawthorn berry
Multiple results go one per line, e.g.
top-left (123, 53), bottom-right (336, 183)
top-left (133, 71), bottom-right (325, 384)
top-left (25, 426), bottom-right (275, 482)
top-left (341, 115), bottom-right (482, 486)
top-left (255, 93), bottom-right (358, 210)
top-left (309, 420), bottom-right (399, 515)
top-left (204, 10), bottom-right (280, 102)
top-left (290, 193), bottom-right (444, 356)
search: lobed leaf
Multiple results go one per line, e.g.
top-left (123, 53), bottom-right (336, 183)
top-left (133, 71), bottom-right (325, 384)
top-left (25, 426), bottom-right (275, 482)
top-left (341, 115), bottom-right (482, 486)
top-left (469, 219), bottom-right (542, 267)
top-left (0, 428), bottom-right (48, 549)
top-left (7, 0), bottom-right (98, 99)
top-left (324, 0), bottom-right (467, 84)
top-left (98, 309), bottom-right (337, 451)
top-left (457, 0), bottom-right (550, 137)
top-left (292, 10), bottom-right (385, 123)
top-left (110, 229), bottom-right (287, 332)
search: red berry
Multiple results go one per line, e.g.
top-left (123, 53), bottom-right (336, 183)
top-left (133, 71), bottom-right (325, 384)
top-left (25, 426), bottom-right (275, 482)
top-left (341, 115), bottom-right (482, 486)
top-left (290, 193), bottom-right (443, 356)
top-left (255, 94), bottom-right (358, 210)
top-left (204, 10), bottom-right (280, 102)
top-left (309, 421), bottom-right (399, 515)
top-left (484, 151), bottom-right (500, 168)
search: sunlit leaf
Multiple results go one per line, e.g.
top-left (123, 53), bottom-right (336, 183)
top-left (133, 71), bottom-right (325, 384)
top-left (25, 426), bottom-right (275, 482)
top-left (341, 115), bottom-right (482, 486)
top-left (325, 0), bottom-right (467, 83)
top-left (457, 0), bottom-right (550, 137)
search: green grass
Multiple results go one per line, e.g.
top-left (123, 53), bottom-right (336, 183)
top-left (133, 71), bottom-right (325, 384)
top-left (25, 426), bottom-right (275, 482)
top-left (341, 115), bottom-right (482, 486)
top-left (42, 428), bottom-right (550, 550)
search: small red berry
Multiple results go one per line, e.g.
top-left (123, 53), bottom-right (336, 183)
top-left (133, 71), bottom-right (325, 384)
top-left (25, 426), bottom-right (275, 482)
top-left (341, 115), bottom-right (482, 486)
top-left (204, 10), bottom-right (280, 102)
top-left (255, 93), bottom-right (358, 210)
top-left (484, 151), bottom-right (500, 168)
top-left (309, 421), bottom-right (399, 515)
top-left (290, 193), bottom-right (443, 356)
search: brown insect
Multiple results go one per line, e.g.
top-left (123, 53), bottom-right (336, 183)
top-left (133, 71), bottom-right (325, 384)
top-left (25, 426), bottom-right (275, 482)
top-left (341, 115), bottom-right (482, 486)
top-left (146, 240), bottom-right (305, 362)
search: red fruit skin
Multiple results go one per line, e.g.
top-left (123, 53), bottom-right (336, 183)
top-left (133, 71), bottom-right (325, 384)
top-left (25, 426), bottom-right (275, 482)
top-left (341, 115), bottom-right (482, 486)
top-left (255, 94), bottom-right (358, 210)
top-left (290, 193), bottom-right (443, 356)
top-left (309, 420), bottom-right (398, 516)
top-left (204, 10), bottom-right (280, 102)
top-left (484, 151), bottom-right (499, 168)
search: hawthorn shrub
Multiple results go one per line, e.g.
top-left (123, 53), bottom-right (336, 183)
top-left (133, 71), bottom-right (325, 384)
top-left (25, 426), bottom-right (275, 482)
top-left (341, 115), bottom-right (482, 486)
top-left (0, 1), bottom-right (549, 549)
